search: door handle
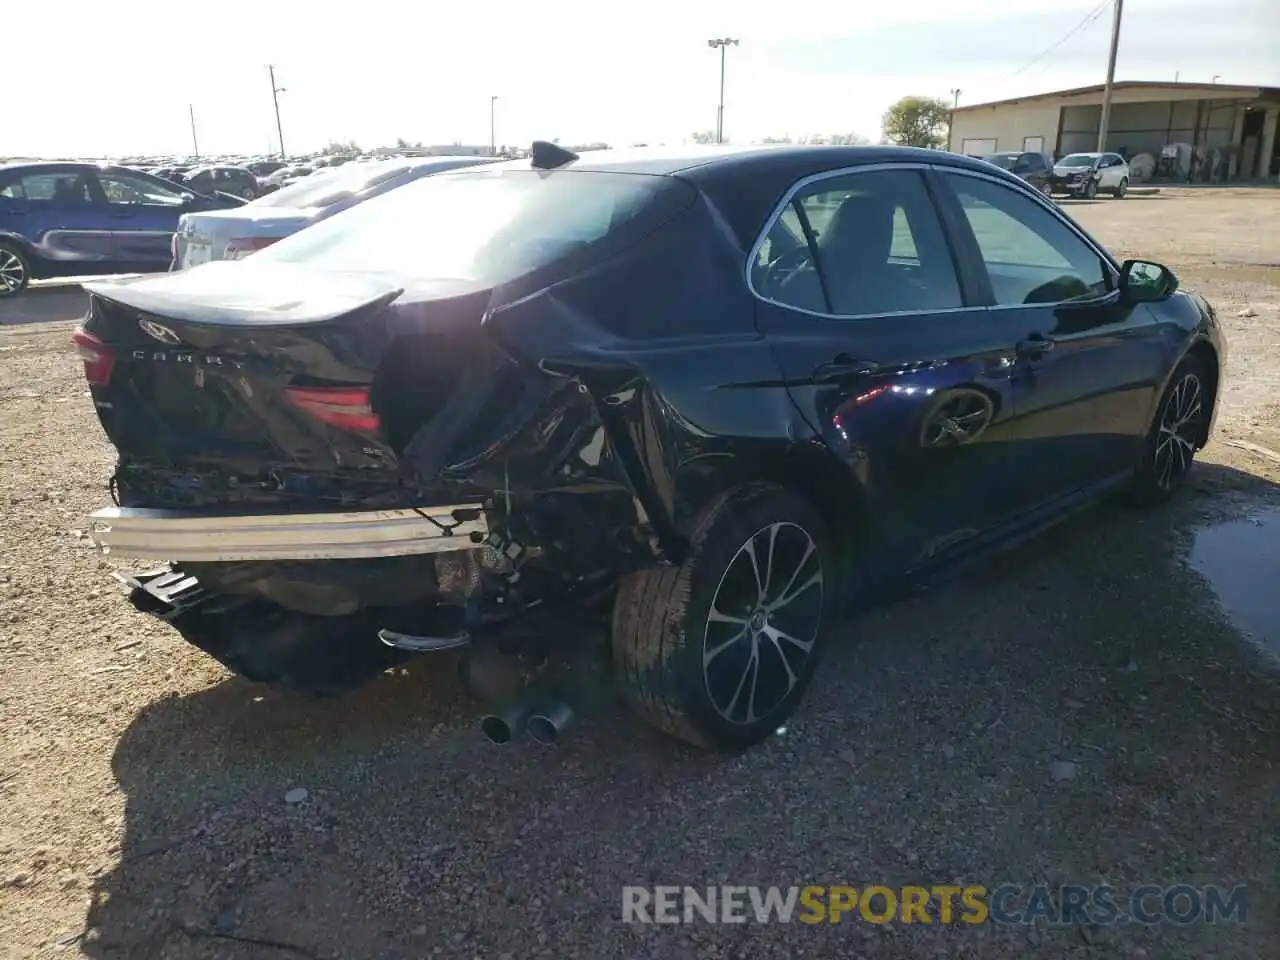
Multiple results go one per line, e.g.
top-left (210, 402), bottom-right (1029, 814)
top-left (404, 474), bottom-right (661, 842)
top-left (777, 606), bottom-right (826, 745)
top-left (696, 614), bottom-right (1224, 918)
top-left (812, 354), bottom-right (880, 383)
top-left (1015, 333), bottom-right (1055, 358)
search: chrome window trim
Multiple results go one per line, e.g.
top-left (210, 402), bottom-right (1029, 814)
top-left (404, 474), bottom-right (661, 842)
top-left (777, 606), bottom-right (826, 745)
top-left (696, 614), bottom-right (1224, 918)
top-left (744, 160), bottom-right (1120, 321)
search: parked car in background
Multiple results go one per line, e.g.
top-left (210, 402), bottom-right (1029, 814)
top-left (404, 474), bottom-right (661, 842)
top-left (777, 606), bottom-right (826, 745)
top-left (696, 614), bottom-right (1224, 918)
top-left (180, 165), bottom-right (260, 200)
top-left (173, 156), bottom-right (497, 268)
top-left (0, 162), bottom-right (241, 295)
top-left (981, 151), bottom-right (1053, 194)
top-left (259, 165), bottom-right (315, 194)
top-left (152, 166), bottom-right (192, 184)
top-left (247, 159), bottom-right (287, 177)
top-left (1048, 152), bottom-right (1130, 199)
top-left (77, 144), bottom-right (1222, 749)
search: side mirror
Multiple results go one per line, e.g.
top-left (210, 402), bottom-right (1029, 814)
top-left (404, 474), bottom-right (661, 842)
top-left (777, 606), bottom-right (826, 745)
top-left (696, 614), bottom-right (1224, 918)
top-left (1120, 259), bottom-right (1178, 303)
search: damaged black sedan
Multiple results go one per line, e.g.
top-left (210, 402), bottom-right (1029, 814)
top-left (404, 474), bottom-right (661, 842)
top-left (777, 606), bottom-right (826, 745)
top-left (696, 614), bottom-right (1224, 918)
top-left (77, 143), bottom-right (1224, 750)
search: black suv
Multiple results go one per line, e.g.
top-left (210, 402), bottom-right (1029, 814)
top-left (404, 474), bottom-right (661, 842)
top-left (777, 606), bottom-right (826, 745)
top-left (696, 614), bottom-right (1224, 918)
top-left (981, 152), bottom-right (1052, 194)
top-left (180, 165), bottom-right (260, 200)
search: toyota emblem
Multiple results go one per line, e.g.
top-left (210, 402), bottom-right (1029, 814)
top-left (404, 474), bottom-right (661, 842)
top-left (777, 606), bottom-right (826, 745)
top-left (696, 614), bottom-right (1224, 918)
top-left (138, 319), bottom-right (182, 345)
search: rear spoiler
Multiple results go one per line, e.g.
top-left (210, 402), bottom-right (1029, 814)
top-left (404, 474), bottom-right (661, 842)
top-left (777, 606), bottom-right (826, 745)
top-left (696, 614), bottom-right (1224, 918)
top-left (82, 261), bottom-right (403, 327)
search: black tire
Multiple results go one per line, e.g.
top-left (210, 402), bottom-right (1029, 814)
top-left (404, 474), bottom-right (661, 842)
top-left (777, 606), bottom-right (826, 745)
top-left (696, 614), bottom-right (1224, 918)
top-left (612, 482), bottom-right (832, 750)
top-left (1083, 179), bottom-right (1098, 200)
top-left (1126, 355), bottom-right (1209, 506)
top-left (0, 241), bottom-right (31, 298)
top-left (241, 186), bottom-right (256, 200)
top-left (1114, 177), bottom-right (1128, 198)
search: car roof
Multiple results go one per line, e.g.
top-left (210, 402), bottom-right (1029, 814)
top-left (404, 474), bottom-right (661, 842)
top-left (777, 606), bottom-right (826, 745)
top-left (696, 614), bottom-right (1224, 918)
top-left (451, 144), bottom-right (1028, 251)
top-left (0, 161), bottom-right (158, 176)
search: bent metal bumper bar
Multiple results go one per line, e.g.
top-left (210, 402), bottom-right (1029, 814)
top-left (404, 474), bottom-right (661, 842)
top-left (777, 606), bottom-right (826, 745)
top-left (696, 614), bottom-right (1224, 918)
top-left (87, 504), bottom-right (488, 563)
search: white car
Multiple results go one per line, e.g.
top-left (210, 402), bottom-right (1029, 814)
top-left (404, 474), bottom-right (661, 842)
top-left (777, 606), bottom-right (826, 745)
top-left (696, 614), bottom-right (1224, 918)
top-left (1048, 152), bottom-right (1130, 199)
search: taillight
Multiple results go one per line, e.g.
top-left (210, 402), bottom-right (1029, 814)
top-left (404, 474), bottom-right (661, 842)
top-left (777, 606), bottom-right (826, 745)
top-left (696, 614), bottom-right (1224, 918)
top-left (71, 328), bottom-right (115, 386)
top-left (225, 237), bottom-right (280, 260)
top-left (285, 385), bottom-right (380, 433)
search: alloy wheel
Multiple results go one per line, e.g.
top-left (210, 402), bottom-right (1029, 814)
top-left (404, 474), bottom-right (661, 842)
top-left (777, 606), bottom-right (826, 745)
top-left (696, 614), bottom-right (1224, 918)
top-left (703, 522), bottom-right (824, 725)
top-left (0, 248), bottom-right (25, 295)
top-left (1153, 372), bottom-right (1202, 490)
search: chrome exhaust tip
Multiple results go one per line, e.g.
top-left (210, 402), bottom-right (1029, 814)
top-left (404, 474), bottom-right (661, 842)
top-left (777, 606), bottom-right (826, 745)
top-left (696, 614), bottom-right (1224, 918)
top-left (480, 697), bottom-right (536, 745)
top-left (527, 700), bottom-right (575, 746)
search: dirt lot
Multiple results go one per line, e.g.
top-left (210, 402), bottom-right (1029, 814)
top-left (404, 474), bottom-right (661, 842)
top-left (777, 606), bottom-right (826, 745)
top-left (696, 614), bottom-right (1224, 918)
top-left (1, 188), bottom-right (1278, 960)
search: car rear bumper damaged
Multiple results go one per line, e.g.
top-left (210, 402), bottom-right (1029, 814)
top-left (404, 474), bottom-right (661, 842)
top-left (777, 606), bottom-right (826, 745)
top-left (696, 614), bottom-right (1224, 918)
top-left (88, 504), bottom-right (488, 562)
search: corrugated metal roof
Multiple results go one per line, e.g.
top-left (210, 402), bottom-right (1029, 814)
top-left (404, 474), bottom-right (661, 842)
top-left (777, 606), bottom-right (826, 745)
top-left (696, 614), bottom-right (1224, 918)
top-left (955, 80), bottom-right (1280, 112)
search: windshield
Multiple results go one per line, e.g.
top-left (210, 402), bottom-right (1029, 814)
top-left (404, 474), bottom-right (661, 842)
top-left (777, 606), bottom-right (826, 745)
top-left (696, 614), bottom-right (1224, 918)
top-left (251, 162), bottom-right (391, 208)
top-left (982, 154), bottom-right (1018, 170)
top-left (1058, 155), bottom-right (1098, 167)
top-left (255, 168), bottom-right (683, 285)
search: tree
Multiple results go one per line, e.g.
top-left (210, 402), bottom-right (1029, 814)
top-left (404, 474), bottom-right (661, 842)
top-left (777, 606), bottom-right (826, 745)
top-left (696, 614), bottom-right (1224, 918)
top-left (881, 96), bottom-right (951, 149)
top-left (322, 139), bottom-right (361, 156)
top-left (761, 135), bottom-right (794, 144)
top-left (691, 130), bottom-right (717, 144)
top-left (828, 132), bottom-right (870, 146)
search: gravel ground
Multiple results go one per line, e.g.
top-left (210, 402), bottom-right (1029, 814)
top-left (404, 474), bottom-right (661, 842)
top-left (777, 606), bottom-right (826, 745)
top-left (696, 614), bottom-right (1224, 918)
top-left (1, 188), bottom-right (1278, 960)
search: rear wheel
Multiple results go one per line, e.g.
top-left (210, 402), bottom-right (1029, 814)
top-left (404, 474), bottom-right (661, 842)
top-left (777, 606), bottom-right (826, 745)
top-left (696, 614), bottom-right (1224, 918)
top-left (612, 483), bottom-right (831, 750)
top-left (1126, 356), bottom-right (1209, 505)
top-left (1039, 181), bottom-right (1052, 197)
top-left (241, 186), bottom-right (255, 199)
top-left (0, 242), bottom-right (30, 297)
top-left (1114, 177), bottom-right (1128, 198)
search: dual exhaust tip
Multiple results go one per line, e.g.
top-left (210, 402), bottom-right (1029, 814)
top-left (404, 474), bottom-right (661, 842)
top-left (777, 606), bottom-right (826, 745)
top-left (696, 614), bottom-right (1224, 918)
top-left (481, 697), bottom-right (574, 746)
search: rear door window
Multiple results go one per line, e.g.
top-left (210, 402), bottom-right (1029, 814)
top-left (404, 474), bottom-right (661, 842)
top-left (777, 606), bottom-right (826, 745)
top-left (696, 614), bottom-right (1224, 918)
top-left (754, 168), bottom-right (963, 317)
top-left (2, 173), bottom-right (93, 203)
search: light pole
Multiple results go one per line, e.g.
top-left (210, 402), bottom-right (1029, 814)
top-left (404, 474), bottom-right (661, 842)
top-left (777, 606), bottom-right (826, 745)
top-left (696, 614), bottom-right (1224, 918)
top-left (490, 96), bottom-right (498, 157)
top-left (188, 104), bottom-right (199, 158)
top-left (707, 38), bottom-right (739, 144)
top-left (268, 64), bottom-right (287, 158)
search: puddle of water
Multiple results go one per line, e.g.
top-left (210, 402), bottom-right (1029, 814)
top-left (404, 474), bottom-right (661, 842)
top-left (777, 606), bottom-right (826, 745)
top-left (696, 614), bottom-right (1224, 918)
top-left (1189, 507), bottom-right (1280, 658)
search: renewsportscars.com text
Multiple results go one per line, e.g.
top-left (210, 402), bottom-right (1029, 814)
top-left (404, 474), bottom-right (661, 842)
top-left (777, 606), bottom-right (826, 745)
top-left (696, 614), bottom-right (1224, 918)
top-left (622, 884), bottom-right (1248, 926)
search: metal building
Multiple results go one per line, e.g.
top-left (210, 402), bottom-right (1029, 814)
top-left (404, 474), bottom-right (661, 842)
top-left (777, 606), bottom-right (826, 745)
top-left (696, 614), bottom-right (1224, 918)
top-left (947, 81), bottom-right (1280, 181)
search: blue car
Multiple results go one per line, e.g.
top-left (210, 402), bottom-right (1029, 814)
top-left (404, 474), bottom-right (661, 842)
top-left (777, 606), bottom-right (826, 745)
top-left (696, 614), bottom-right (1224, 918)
top-left (0, 162), bottom-right (242, 296)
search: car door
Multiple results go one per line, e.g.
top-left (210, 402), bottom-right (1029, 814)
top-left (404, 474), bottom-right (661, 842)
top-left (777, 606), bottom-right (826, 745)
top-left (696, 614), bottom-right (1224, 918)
top-left (753, 165), bottom-right (1026, 576)
top-left (0, 170), bottom-right (102, 278)
top-left (931, 168), bottom-right (1171, 507)
top-left (89, 169), bottom-right (189, 273)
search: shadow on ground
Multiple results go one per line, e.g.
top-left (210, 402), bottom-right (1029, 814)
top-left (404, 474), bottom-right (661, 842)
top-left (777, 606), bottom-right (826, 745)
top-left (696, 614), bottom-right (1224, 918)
top-left (78, 464), bottom-right (1280, 959)
top-left (0, 288), bottom-right (88, 326)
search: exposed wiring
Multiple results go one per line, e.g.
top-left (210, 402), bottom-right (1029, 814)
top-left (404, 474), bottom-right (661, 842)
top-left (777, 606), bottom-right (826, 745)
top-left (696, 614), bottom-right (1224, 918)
top-left (1007, 1), bottom-right (1110, 80)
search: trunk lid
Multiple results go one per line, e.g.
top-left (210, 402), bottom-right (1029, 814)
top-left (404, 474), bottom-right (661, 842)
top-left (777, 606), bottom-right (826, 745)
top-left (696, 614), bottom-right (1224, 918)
top-left (80, 262), bottom-right (496, 509)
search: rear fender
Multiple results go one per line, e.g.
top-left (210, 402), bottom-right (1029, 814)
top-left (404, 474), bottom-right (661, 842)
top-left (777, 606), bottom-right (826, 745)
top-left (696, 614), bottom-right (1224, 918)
top-left (480, 296), bottom-right (802, 571)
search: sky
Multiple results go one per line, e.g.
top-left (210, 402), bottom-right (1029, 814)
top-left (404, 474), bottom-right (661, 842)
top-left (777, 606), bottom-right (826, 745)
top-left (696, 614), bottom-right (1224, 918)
top-left (7, 0), bottom-right (1278, 158)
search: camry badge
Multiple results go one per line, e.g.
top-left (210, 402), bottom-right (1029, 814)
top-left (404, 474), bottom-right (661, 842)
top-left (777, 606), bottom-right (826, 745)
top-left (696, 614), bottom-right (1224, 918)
top-left (138, 319), bottom-right (182, 345)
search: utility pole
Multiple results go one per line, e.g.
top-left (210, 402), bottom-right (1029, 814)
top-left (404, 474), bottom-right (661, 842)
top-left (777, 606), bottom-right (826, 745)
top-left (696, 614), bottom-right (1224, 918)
top-left (188, 104), bottom-right (199, 158)
top-left (1096, 0), bottom-right (1124, 152)
top-left (948, 88), bottom-right (962, 151)
top-left (708, 38), bottom-right (739, 144)
top-left (490, 96), bottom-right (498, 157)
top-left (268, 64), bottom-right (287, 158)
